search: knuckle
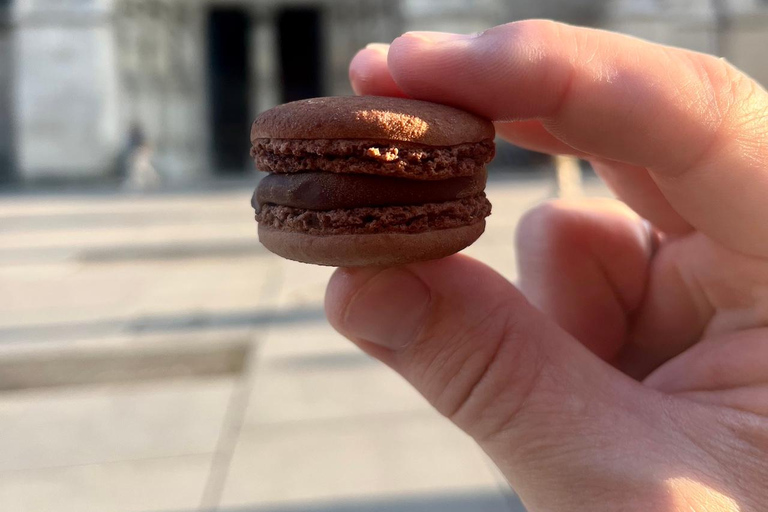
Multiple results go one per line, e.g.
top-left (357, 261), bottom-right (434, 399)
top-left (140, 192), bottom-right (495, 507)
top-left (487, 19), bottom-right (562, 43)
top-left (481, 21), bottom-right (580, 117)
top-left (413, 297), bottom-right (547, 441)
top-left (694, 53), bottom-right (767, 136)
top-left (651, 49), bottom-right (767, 177)
top-left (702, 56), bottom-right (746, 123)
top-left (696, 54), bottom-right (768, 164)
top-left (413, 301), bottom-right (510, 414)
top-left (484, 20), bottom-right (571, 69)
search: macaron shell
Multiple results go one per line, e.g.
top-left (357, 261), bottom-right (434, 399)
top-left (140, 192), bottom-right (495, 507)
top-left (258, 222), bottom-right (486, 267)
top-left (251, 96), bottom-right (494, 146)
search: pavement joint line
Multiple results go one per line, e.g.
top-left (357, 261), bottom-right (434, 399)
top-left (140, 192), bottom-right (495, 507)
top-left (241, 408), bottom-right (444, 433)
top-left (0, 452), bottom-right (214, 476)
top-left (0, 239), bottom-right (268, 266)
top-left (0, 305), bottom-right (326, 343)
top-left (199, 261), bottom-right (287, 512)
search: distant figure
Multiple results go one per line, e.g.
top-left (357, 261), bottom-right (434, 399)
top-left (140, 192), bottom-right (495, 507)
top-left (123, 124), bottom-right (160, 191)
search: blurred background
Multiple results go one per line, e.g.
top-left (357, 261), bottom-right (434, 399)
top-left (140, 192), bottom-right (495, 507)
top-left (0, 1), bottom-right (767, 511)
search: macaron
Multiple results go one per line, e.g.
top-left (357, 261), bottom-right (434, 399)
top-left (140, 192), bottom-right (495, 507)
top-left (251, 96), bottom-right (495, 266)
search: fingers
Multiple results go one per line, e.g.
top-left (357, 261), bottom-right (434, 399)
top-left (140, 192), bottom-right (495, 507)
top-left (643, 329), bottom-right (768, 416)
top-left (494, 120), bottom-right (589, 157)
top-left (350, 44), bottom-right (589, 156)
top-left (350, 44), bottom-right (589, 157)
top-left (326, 256), bottom-right (562, 442)
top-left (348, 41), bottom-right (691, 235)
top-left (615, 233), bottom-right (716, 379)
top-left (381, 22), bottom-right (768, 255)
top-left (325, 256), bottom-right (617, 438)
top-left (349, 44), bottom-right (407, 98)
top-left (516, 198), bottom-right (654, 362)
top-left (590, 159), bottom-right (691, 235)
top-left (325, 255), bottom-right (660, 504)
top-left (385, 22), bottom-right (726, 167)
top-left (675, 386), bottom-right (768, 416)
top-left (645, 329), bottom-right (768, 395)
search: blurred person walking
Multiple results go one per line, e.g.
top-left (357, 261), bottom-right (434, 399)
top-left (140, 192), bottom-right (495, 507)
top-left (122, 124), bottom-right (160, 191)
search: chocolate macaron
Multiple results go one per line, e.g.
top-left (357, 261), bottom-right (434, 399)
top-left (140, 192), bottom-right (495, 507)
top-left (251, 96), bottom-right (495, 266)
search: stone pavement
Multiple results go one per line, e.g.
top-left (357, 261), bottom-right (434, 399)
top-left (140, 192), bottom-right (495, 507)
top-left (0, 175), bottom-right (608, 512)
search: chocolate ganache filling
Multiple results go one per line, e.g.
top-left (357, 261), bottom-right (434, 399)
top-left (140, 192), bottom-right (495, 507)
top-left (254, 171), bottom-right (486, 212)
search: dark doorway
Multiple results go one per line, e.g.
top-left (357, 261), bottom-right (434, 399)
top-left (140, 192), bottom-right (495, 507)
top-left (207, 7), bottom-right (251, 174)
top-left (0, 2), bottom-right (16, 185)
top-left (277, 7), bottom-right (323, 103)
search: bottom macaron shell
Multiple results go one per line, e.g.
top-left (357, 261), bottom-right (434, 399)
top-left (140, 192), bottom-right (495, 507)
top-left (258, 222), bottom-right (485, 267)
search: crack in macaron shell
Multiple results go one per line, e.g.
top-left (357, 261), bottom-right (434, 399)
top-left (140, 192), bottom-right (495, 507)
top-left (251, 138), bottom-right (494, 179)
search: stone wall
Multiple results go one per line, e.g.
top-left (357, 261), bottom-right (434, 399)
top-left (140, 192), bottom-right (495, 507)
top-left (324, 0), bottom-right (403, 97)
top-left (6, 0), bottom-right (768, 184)
top-left (110, 0), bottom-right (402, 182)
top-left (719, 0), bottom-right (768, 86)
top-left (606, 0), bottom-right (768, 86)
top-left (114, 0), bottom-right (208, 182)
top-left (11, 0), bottom-right (120, 181)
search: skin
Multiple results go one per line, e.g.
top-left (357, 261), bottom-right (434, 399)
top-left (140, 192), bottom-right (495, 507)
top-left (324, 21), bottom-right (768, 511)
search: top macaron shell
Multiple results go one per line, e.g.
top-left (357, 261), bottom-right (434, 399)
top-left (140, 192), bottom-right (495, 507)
top-left (251, 96), bottom-right (495, 146)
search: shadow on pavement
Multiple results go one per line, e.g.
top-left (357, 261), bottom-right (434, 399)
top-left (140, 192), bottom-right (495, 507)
top-left (0, 239), bottom-right (268, 265)
top-left (206, 490), bottom-right (526, 512)
top-left (0, 209), bottom-right (249, 233)
top-left (0, 306), bottom-right (326, 343)
top-left (78, 239), bottom-right (265, 263)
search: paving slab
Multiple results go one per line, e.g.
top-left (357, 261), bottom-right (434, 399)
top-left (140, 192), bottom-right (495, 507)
top-left (220, 412), bottom-right (507, 507)
top-left (247, 350), bottom-right (428, 426)
top-left (0, 377), bottom-right (234, 471)
top-left (255, 321), bottom-right (354, 361)
top-left (0, 454), bottom-right (212, 512)
top-left (0, 179), bottom-right (613, 512)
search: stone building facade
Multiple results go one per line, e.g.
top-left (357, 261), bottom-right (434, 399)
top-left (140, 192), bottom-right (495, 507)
top-left (1, 0), bottom-right (767, 185)
top-left (606, 0), bottom-right (768, 87)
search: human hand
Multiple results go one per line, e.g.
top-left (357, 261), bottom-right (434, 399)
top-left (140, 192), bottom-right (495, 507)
top-left (325, 21), bottom-right (768, 511)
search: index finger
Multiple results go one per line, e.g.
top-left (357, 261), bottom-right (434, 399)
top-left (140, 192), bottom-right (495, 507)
top-left (386, 21), bottom-right (768, 256)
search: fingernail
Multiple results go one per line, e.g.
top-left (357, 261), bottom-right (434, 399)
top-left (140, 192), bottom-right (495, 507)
top-left (364, 43), bottom-right (390, 53)
top-left (342, 268), bottom-right (431, 350)
top-left (400, 31), bottom-right (473, 44)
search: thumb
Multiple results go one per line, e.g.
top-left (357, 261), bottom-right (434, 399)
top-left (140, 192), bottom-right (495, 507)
top-left (325, 255), bottom-right (661, 503)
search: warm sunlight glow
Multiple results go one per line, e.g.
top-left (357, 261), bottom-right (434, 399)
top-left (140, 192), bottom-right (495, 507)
top-left (666, 477), bottom-right (741, 512)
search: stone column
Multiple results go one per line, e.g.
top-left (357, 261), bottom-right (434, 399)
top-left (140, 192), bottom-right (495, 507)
top-left (154, 0), bottom-right (208, 182)
top-left (250, 5), bottom-right (279, 117)
top-left (325, 0), bottom-right (354, 96)
top-left (324, 0), bottom-right (403, 97)
top-left (0, 3), bottom-right (15, 182)
top-left (12, 0), bottom-right (120, 182)
top-left (114, 0), bottom-right (208, 183)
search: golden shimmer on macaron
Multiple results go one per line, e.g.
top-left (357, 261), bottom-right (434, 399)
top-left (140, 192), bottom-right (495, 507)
top-left (250, 96), bottom-right (495, 266)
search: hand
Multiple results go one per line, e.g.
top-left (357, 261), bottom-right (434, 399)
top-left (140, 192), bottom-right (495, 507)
top-left (325, 21), bottom-right (768, 511)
